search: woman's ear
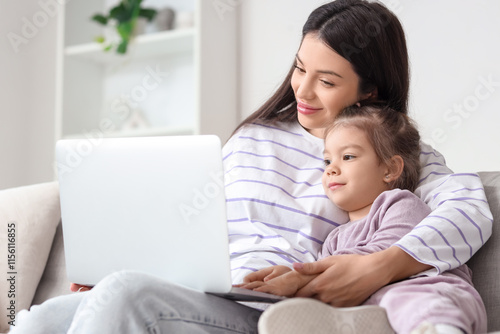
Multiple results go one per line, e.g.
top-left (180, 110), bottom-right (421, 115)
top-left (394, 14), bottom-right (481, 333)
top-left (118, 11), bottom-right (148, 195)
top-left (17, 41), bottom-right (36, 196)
top-left (360, 87), bottom-right (379, 102)
top-left (383, 155), bottom-right (404, 185)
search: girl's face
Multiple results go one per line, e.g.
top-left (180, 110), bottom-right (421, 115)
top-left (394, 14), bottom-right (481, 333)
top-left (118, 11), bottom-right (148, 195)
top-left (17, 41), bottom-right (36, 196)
top-left (291, 34), bottom-right (369, 138)
top-left (322, 125), bottom-right (390, 221)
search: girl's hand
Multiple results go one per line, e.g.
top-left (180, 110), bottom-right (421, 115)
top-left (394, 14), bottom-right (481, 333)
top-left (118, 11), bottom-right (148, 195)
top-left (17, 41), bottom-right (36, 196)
top-left (70, 283), bottom-right (92, 292)
top-left (242, 265), bottom-right (292, 284)
top-left (239, 271), bottom-right (306, 297)
top-left (253, 273), bottom-right (301, 297)
top-left (254, 270), bottom-right (317, 297)
top-left (240, 266), bottom-right (318, 297)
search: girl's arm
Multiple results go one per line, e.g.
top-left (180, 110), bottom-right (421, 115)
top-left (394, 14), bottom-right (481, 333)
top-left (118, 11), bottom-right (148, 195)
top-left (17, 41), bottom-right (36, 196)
top-left (293, 190), bottom-right (432, 306)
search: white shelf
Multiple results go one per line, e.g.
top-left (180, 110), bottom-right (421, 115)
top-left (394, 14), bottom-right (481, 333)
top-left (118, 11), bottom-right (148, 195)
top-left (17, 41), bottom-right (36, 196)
top-left (62, 125), bottom-right (195, 140)
top-left (65, 28), bottom-right (195, 64)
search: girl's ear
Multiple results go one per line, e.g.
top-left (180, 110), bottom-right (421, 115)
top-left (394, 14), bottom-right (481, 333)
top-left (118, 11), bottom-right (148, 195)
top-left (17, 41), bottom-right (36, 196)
top-left (383, 155), bottom-right (404, 185)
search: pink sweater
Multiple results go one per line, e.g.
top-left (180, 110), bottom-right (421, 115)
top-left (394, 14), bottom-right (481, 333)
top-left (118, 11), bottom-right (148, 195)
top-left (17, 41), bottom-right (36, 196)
top-left (320, 189), bottom-right (486, 334)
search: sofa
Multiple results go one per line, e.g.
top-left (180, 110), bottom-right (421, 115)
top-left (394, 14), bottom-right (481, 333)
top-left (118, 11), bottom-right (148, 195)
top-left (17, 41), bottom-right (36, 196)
top-left (0, 172), bottom-right (499, 333)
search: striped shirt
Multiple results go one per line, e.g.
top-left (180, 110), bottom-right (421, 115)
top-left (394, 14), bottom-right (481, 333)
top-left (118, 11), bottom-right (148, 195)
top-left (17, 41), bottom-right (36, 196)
top-left (222, 121), bottom-right (493, 284)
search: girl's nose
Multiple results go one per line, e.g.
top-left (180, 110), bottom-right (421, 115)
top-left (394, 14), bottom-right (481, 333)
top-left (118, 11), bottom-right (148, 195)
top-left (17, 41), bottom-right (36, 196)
top-left (326, 164), bottom-right (339, 176)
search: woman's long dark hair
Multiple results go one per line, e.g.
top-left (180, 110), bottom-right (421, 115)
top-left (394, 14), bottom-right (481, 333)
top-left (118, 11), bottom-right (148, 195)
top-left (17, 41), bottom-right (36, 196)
top-left (233, 0), bottom-right (410, 135)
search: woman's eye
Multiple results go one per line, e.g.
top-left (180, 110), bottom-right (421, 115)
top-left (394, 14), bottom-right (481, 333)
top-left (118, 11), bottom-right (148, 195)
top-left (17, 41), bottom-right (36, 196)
top-left (294, 65), bottom-right (305, 73)
top-left (323, 159), bottom-right (331, 166)
top-left (321, 80), bottom-right (334, 87)
top-left (343, 155), bottom-right (355, 161)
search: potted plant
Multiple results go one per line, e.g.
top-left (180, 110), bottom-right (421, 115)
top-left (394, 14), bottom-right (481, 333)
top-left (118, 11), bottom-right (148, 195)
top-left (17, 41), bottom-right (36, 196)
top-left (91, 0), bottom-right (157, 54)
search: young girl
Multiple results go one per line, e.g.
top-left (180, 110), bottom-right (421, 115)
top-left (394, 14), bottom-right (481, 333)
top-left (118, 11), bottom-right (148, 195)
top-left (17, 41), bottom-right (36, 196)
top-left (242, 105), bottom-right (487, 334)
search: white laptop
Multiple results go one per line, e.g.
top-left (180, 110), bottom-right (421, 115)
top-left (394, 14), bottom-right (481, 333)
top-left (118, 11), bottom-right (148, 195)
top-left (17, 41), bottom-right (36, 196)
top-left (55, 135), bottom-right (285, 303)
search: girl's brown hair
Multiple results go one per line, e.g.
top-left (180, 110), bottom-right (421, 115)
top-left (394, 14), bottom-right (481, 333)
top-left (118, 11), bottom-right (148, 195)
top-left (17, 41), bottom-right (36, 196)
top-left (326, 104), bottom-right (421, 192)
top-left (233, 0), bottom-right (409, 135)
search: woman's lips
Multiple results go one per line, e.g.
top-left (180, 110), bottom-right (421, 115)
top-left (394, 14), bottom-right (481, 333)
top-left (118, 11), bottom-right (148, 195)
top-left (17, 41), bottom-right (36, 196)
top-left (328, 182), bottom-right (344, 191)
top-left (297, 101), bottom-right (323, 115)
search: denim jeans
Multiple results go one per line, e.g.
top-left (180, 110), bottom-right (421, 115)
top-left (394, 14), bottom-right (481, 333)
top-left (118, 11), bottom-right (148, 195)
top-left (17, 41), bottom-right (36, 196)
top-left (10, 271), bottom-right (262, 334)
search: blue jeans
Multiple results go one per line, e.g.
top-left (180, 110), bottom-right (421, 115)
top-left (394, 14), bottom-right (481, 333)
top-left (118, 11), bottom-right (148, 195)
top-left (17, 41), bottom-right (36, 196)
top-left (10, 271), bottom-right (262, 333)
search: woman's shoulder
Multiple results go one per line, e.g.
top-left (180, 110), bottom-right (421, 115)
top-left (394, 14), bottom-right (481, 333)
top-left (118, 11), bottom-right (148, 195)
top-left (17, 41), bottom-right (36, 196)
top-left (223, 120), bottom-right (325, 162)
top-left (227, 120), bottom-right (320, 148)
top-left (234, 120), bottom-right (306, 137)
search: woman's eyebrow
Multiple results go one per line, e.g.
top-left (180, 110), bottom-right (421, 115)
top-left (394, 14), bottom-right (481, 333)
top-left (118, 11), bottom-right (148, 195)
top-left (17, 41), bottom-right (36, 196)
top-left (295, 54), bottom-right (344, 79)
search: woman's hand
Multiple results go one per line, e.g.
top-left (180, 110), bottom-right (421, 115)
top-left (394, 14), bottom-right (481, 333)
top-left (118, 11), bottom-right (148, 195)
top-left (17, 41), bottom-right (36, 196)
top-left (70, 283), bottom-right (92, 292)
top-left (294, 246), bottom-right (432, 307)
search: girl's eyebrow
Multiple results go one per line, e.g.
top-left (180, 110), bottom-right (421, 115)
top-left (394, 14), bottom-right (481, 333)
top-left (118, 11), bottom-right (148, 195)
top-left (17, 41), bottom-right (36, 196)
top-left (323, 144), bottom-right (364, 156)
top-left (295, 54), bottom-right (344, 79)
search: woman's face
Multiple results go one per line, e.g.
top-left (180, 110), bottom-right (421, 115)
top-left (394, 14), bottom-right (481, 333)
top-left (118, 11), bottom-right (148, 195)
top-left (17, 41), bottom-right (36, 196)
top-left (291, 34), bottom-right (368, 138)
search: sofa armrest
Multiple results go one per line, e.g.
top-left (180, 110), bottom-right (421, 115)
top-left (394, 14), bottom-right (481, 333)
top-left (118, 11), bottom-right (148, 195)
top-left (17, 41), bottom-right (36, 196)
top-left (31, 222), bottom-right (72, 305)
top-left (467, 172), bottom-right (500, 332)
top-left (0, 182), bottom-right (61, 333)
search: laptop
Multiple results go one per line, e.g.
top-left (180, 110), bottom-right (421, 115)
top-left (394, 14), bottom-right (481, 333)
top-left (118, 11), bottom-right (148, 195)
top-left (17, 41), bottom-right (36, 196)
top-left (55, 135), bottom-right (285, 303)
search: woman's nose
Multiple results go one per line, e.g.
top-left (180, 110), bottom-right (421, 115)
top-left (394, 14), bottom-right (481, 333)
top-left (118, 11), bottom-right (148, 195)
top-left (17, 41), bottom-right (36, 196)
top-left (296, 76), bottom-right (315, 101)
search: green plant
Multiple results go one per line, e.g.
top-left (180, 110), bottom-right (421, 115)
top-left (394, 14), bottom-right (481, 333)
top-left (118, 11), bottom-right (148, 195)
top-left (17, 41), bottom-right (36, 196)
top-left (91, 0), bottom-right (157, 54)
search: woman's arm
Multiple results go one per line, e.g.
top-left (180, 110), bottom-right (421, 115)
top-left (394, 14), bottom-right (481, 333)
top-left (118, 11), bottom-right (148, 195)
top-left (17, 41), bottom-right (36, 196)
top-left (294, 145), bottom-right (493, 306)
top-left (397, 142), bottom-right (493, 274)
top-left (294, 247), bottom-right (431, 306)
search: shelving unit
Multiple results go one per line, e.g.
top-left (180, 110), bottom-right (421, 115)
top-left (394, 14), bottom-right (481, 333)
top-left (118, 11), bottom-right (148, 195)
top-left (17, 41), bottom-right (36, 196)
top-left (64, 28), bottom-right (195, 63)
top-left (55, 0), bottom-right (238, 143)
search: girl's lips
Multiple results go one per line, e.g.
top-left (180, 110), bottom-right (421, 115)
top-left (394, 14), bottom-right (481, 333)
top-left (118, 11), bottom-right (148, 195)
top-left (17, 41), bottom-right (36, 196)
top-left (328, 182), bottom-right (344, 191)
top-left (297, 101), bottom-right (323, 115)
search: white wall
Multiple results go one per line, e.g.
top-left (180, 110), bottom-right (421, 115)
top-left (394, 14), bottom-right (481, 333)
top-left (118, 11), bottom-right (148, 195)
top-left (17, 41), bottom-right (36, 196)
top-left (239, 0), bottom-right (500, 173)
top-left (2, 1), bottom-right (499, 190)
top-left (0, 0), bottom-right (58, 189)
top-left (239, 0), bottom-right (328, 119)
top-left (395, 0), bottom-right (500, 173)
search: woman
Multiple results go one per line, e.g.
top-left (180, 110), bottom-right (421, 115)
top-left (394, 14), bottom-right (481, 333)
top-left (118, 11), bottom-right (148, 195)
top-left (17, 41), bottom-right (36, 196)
top-left (11, 1), bottom-right (491, 333)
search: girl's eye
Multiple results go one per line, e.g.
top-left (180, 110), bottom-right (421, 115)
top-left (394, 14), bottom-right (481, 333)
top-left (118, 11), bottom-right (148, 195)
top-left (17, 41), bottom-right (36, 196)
top-left (323, 159), bottom-right (331, 166)
top-left (343, 155), bottom-right (355, 161)
top-left (294, 65), bottom-right (305, 73)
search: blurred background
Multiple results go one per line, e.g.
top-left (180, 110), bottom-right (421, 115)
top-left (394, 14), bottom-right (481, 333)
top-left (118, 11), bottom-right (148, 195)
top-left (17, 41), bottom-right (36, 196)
top-left (1, 0), bottom-right (499, 190)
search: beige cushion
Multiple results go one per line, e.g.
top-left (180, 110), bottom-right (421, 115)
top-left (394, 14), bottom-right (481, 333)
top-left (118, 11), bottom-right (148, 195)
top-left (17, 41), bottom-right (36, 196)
top-left (0, 182), bottom-right (60, 333)
top-left (468, 172), bottom-right (500, 332)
